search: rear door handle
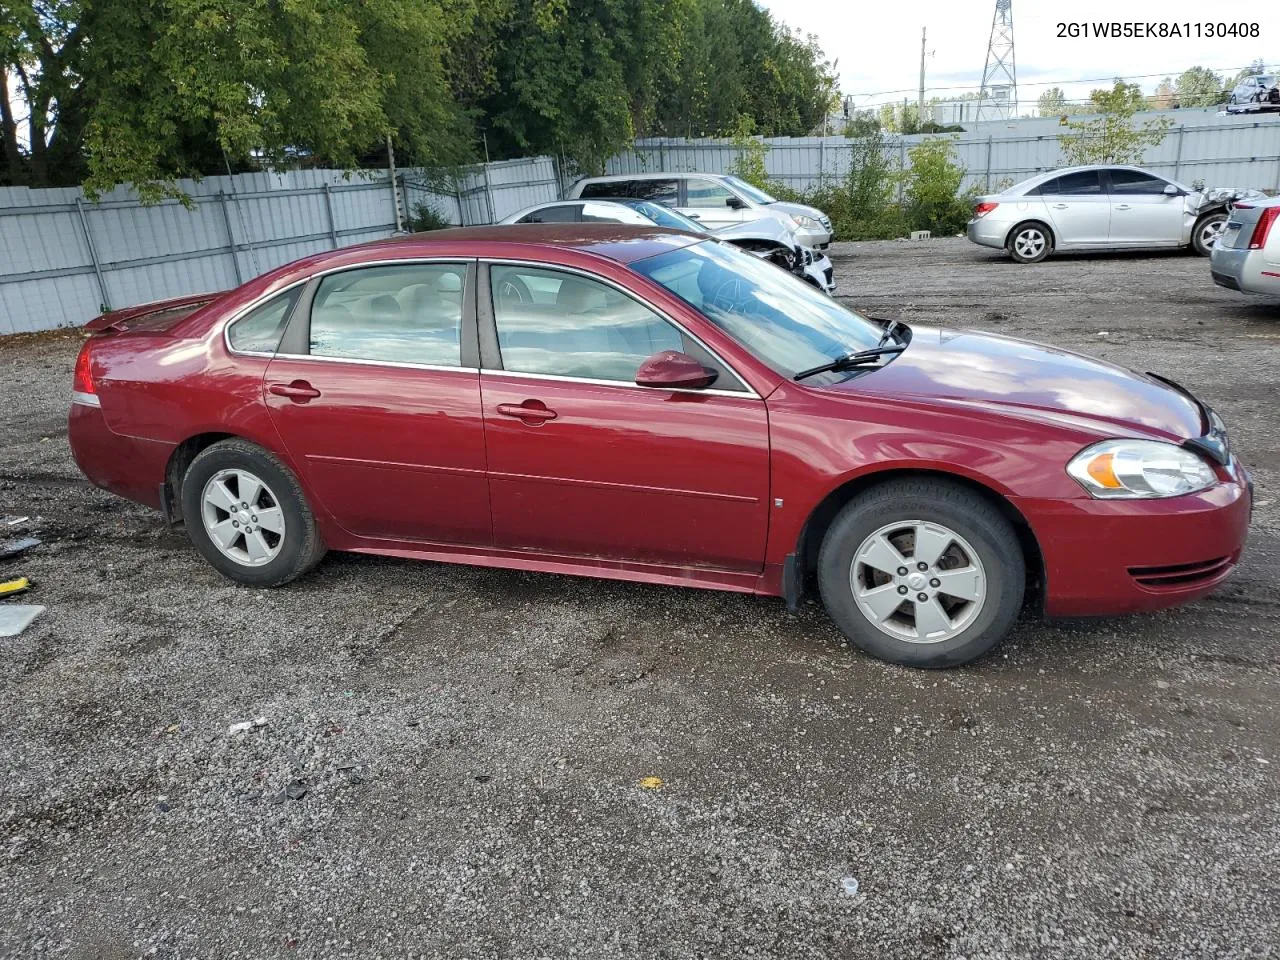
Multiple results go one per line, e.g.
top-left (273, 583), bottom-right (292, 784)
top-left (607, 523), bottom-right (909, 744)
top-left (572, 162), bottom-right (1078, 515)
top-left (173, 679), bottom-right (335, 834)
top-left (1115, 204), bottom-right (1132, 210)
top-left (1051, 203), bottom-right (1068, 209)
top-left (496, 401), bottom-right (557, 424)
top-left (268, 380), bottom-right (322, 403)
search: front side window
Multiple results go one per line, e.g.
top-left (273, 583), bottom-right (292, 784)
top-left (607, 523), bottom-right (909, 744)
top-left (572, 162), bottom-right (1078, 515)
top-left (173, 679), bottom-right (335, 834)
top-left (580, 202), bottom-right (651, 224)
top-left (685, 178), bottom-right (738, 208)
top-left (632, 240), bottom-right (881, 381)
top-left (1108, 169), bottom-right (1171, 195)
top-left (489, 265), bottom-right (684, 382)
top-left (724, 176), bottom-right (776, 205)
top-left (309, 263), bottom-right (465, 366)
top-left (227, 288), bottom-right (301, 354)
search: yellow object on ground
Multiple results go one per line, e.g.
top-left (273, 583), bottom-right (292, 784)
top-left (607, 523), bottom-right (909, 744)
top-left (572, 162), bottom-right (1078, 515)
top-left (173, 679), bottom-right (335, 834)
top-left (638, 776), bottom-right (664, 790)
top-left (0, 577), bottom-right (30, 596)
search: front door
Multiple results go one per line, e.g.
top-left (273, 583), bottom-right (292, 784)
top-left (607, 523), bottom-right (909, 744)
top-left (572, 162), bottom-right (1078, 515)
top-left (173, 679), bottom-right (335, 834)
top-left (479, 262), bottom-right (770, 571)
top-left (263, 260), bottom-right (492, 545)
top-left (678, 178), bottom-right (748, 231)
top-left (1039, 169), bottom-right (1110, 246)
top-left (1104, 168), bottom-right (1185, 246)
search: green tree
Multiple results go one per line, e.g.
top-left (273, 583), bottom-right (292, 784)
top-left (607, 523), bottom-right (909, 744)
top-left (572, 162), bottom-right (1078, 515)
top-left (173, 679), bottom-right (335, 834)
top-left (1060, 81), bottom-right (1172, 165)
top-left (1230, 59), bottom-right (1268, 87)
top-left (726, 116), bottom-right (770, 189)
top-left (902, 137), bottom-right (972, 235)
top-left (1175, 66), bottom-right (1224, 107)
top-left (1037, 87), bottom-right (1069, 116)
top-left (1, 0), bottom-right (484, 197)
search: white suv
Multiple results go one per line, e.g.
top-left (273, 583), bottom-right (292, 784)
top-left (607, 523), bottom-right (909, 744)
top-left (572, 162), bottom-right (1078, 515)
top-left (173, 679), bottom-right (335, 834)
top-left (566, 173), bottom-right (833, 249)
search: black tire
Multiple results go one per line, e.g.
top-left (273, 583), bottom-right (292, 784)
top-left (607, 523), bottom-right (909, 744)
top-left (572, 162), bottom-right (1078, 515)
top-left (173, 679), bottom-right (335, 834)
top-left (1191, 211), bottom-right (1228, 257)
top-left (1006, 221), bottom-right (1053, 263)
top-left (179, 438), bottom-right (325, 587)
top-left (817, 479), bottom-right (1025, 668)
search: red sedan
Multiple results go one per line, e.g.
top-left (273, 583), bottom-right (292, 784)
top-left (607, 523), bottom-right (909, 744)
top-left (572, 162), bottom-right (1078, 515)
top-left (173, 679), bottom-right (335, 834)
top-left (68, 225), bottom-right (1251, 667)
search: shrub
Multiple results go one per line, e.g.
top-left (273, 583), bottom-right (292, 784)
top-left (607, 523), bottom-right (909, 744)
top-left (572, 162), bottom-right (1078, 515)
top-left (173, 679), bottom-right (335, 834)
top-left (409, 202), bottom-right (453, 232)
top-left (901, 137), bottom-right (976, 236)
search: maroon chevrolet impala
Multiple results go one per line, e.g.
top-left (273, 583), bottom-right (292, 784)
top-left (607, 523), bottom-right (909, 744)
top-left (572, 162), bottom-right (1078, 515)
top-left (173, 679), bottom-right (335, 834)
top-left (68, 225), bottom-right (1251, 667)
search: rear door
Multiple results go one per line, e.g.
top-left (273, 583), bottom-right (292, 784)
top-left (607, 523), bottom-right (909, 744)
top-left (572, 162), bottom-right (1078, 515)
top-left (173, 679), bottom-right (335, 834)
top-left (678, 178), bottom-right (748, 231)
top-left (477, 261), bottom-right (770, 570)
top-left (262, 260), bottom-right (491, 545)
top-left (1104, 169), bottom-right (1184, 246)
top-left (1037, 170), bottom-right (1110, 246)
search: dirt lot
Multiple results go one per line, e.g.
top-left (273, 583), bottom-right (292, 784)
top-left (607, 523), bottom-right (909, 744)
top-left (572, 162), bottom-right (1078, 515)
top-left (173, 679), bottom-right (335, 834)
top-left (2, 238), bottom-right (1279, 959)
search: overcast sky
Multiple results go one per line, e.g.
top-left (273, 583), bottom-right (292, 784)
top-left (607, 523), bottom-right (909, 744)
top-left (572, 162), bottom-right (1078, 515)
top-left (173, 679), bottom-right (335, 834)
top-left (759, 0), bottom-right (1276, 112)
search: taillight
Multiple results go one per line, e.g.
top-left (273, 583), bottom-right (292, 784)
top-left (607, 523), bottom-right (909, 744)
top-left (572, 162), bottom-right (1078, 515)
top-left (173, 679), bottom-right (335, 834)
top-left (973, 201), bottom-right (999, 218)
top-left (73, 343), bottom-right (96, 395)
top-left (1248, 207), bottom-right (1279, 249)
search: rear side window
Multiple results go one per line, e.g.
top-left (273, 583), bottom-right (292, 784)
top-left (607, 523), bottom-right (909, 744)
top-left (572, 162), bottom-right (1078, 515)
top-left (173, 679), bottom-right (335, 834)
top-left (309, 263), bottom-right (466, 367)
top-left (1038, 171), bottom-right (1104, 196)
top-left (227, 288), bottom-right (301, 354)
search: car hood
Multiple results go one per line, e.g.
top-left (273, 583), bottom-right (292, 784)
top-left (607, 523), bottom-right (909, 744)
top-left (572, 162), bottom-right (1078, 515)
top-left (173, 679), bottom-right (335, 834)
top-left (838, 326), bottom-right (1205, 441)
top-left (768, 200), bottom-right (828, 223)
top-left (714, 217), bottom-right (797, 246)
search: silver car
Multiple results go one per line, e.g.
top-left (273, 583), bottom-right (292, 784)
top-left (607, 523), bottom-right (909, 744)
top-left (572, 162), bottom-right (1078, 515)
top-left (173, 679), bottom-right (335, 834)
top-left (967, 165), bottom-right (1231, 263)
top-left (566, 172), bottom-right (833, 250)
top-left (1225, 74), bottom-right (1280, 115)
top-left (1210, 196), bottom-right (1280, 296)
top-left (500, 199), bottom-right (836, 293)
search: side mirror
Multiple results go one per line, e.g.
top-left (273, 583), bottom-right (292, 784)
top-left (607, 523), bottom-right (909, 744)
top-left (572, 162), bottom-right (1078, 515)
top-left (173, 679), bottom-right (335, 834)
top-left (635, 350), bottom-right (717, 390)
top-left (726, 196), bottom-right (747, 210)
top-left (1163, 183), bottom-right (1180, 196)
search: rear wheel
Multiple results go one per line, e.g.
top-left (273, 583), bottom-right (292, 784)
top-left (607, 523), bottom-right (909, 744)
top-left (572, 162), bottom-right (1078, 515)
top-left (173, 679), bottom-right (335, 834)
top-left (1007, 222), bottom-right (1052, 263)
top-left (180, 439), bottom-right (325, 587)
top-left (1192, 212), bottom-right (1227, 256)
top-left (817, 479), bottom-right (1025, 668)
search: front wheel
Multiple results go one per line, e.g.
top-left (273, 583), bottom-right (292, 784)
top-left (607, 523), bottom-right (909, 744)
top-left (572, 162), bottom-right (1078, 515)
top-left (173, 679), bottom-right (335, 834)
top-left (1007, 222), bottom-right (1052, 263)
top-left (1191, 212), bottom-right (1227, 256)
top-left (817, 479), bottom-right (1025, 668)
top-left (180, 438), bottom-right (325, 587)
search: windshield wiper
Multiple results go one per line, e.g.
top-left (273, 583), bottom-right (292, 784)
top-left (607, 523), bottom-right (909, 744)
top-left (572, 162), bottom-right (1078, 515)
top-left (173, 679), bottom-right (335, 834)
top-left (793, 345), bottom-right (905, 382)
top-left (872, 317), bottom-right (905, 348)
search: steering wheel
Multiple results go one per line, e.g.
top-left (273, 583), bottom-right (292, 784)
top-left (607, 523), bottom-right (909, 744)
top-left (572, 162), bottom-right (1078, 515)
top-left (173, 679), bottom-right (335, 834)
top-left (495, 274), bottom-right (532, 307)
top-left (710, 277), bottom-right (748, 313)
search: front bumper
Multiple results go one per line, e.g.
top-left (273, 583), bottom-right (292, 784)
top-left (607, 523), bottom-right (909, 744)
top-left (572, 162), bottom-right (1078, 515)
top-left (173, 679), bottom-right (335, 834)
top-left (1210, 244), bottom-right (1280, 296)
top-left (1015, 466), bottom-right (1251, 617)
top-left (794, 224), bottom-right (832, 250)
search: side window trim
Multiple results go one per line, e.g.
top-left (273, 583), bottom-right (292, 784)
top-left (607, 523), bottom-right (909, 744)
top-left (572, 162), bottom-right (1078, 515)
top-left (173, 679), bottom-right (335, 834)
top-left (274, 258), bottom-right (480, 370)
top-left (476, 258), bottom-right (756, 396)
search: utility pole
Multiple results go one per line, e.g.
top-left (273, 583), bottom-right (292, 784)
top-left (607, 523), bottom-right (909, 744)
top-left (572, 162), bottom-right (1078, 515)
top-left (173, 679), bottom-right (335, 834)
top-left (918, 27), bottom-right (927, 124)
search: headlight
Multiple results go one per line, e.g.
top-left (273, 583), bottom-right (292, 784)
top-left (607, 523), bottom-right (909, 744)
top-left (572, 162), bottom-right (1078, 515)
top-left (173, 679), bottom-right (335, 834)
top-left (791, 215), bottom-right (819, 229)
top-left (1066, 440), bottom-right (1217, 499)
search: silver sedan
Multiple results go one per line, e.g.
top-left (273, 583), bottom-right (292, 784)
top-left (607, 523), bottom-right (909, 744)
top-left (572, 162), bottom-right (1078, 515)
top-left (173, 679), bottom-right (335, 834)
top-left (1210, 196), bottom-right (1280, 296)
top-left (967, 165), bottom-right (1230, 263)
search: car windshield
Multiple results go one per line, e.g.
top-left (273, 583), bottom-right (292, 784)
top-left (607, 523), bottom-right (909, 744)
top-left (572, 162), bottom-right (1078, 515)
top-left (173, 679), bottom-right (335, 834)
top-left (623, 200), bottom-right (709, 233)
top-left (632, 240), bottom-right (882, 379)
top-left (724, 176), bottom-right (777, 205)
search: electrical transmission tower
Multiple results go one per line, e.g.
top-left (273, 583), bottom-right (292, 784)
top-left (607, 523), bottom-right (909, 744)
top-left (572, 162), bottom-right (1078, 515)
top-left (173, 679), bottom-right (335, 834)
top-left (979, 0), bottom-right (1017, 120)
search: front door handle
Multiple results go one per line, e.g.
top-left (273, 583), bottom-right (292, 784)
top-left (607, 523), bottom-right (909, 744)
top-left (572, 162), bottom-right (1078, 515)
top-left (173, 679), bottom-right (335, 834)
top-left (1115, 204), bottom-right (1131, 211)
top-left (269, 380), bottom-right (322, 403)
top-left (497, 400), bottom-right (558, 425)
top-left (1051, 203), bottom-right (1068, 209)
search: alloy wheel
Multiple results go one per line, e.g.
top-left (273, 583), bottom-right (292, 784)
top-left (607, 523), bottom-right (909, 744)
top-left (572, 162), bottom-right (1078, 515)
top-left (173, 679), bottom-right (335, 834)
top-left (1199, 218), bottom-right (1226, 249)
top-left (1013, 228), bottom-right (1046, 260)
top-left (200, 468), bottom-right (286, 567)
top-left (849, 520), bottom-right (987, 644)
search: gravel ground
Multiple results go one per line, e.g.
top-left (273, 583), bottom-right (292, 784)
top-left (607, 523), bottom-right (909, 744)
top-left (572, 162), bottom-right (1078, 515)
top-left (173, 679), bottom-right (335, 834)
top-left (2, 237), bottom-right (1279, 959)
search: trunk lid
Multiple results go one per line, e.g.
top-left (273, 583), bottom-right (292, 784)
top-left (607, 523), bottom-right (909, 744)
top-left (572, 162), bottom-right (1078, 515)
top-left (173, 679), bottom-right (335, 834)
top-left (84, 292), bottom-right (223, 334)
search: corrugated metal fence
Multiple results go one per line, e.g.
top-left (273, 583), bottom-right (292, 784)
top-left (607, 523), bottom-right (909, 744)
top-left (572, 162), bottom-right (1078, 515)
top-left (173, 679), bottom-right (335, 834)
top-left (612, 111), bottom-right (1280, 197)
top-left (4, 112), bottom-right (1279, 335)
top-left (0, 158), bottom-right (561, 335)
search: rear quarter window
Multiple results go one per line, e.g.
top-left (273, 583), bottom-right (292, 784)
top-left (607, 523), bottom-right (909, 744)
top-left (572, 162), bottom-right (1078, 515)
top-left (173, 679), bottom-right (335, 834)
top-left (226, 289), bottom-right (301, 354)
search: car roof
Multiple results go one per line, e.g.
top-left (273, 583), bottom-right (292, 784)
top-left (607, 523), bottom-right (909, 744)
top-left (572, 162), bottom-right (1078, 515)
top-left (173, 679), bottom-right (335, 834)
top-left (575, 172), bottom-right (726, 183)
top-left (360, 223), bottom-right (706, 265)
top-left (1003, 164), bottom-right (1179, 194)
